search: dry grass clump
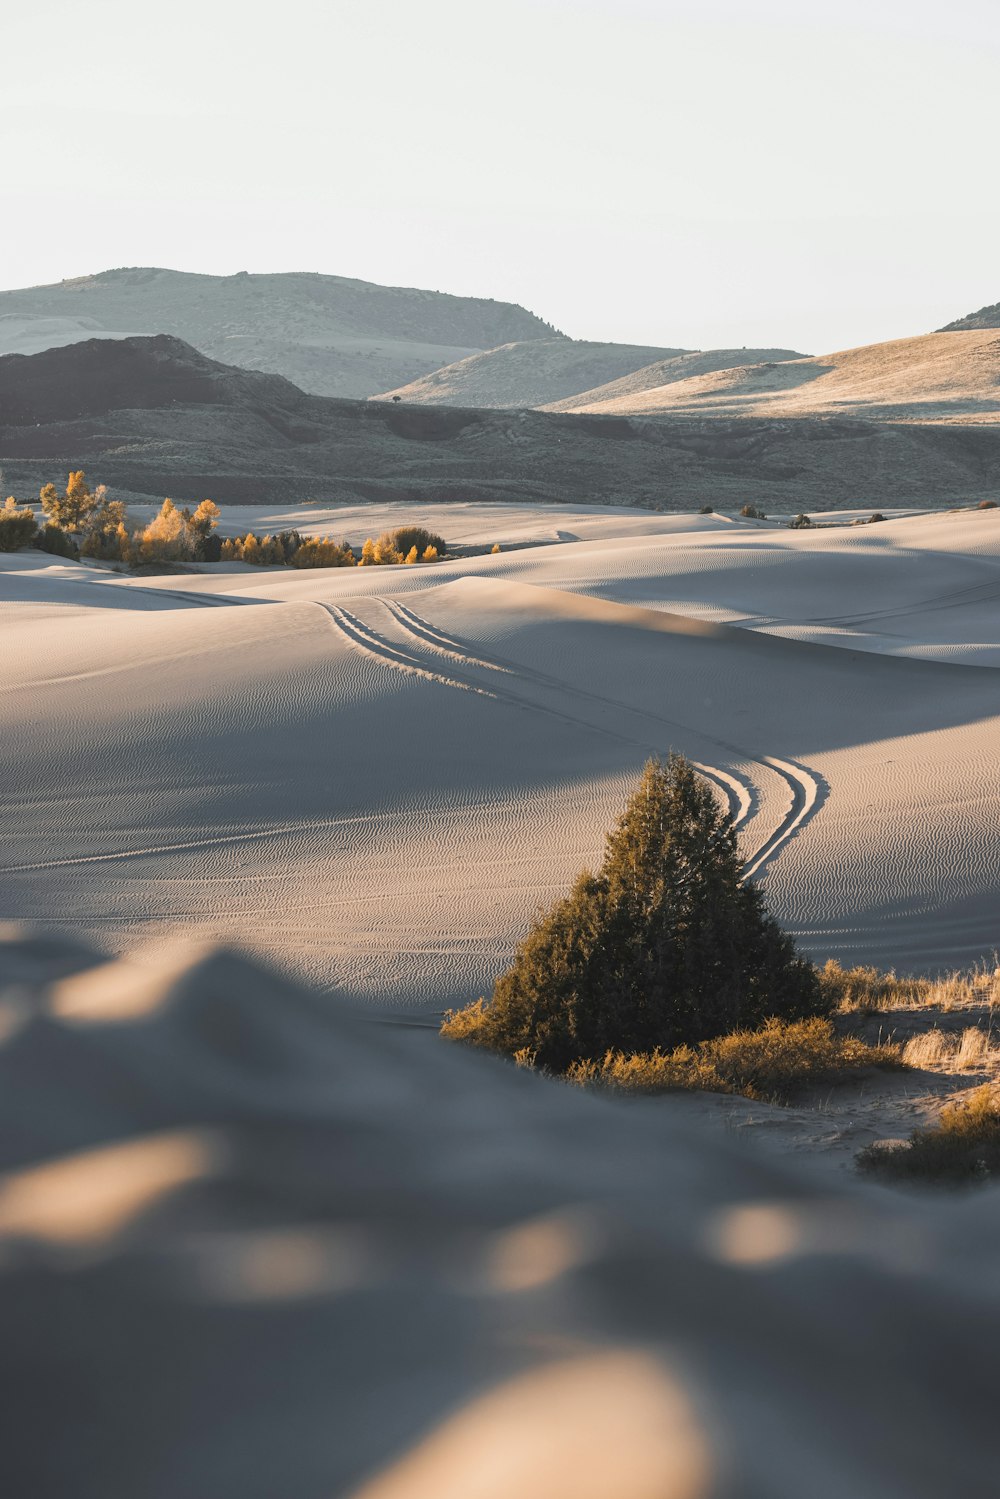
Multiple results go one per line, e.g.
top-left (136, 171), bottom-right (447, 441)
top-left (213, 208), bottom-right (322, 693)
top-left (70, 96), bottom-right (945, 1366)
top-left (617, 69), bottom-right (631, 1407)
top-left (857, 1086), bottom-right (1000, 1185)
top-left (561, 1017), bottom-right (903, 1105)
top-left (819, 958), bottom-right (1000, 1013)
top-left (902, 1027), bottom-right (997, 1071)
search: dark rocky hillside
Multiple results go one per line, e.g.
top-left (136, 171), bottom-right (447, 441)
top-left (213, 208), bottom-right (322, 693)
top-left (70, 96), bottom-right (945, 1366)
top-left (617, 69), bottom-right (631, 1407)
top-left (940, 301), bottom-right (1000, 331)
top-left (3, 334), bottom-right (999, 512)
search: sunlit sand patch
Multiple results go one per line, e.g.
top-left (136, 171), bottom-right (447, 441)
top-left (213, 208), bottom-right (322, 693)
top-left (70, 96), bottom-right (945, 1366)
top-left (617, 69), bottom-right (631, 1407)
top-left (349, 1351), bottom-right (710, 1499)
top-left (704, 1203), bottom-right (803, 1266)
top-left (482, 1208), bottom-right (606, 1294)
top-left (0, 1129), bottom-right (222, 1250)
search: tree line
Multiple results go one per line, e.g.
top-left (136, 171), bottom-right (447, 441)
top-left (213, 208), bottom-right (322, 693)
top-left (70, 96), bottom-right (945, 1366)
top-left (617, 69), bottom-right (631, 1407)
top-left (0, 476), bottom-right (450, 571)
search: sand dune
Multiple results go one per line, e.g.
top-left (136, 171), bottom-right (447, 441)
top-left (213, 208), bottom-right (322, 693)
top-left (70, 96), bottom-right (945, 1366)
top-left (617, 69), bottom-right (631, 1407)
top-left (567, 329), bottom-right (1000, 422)
top-left (2, 506), bottom-right (998, 1007)
top-left (3, 931), bottom-right (1000, 1498)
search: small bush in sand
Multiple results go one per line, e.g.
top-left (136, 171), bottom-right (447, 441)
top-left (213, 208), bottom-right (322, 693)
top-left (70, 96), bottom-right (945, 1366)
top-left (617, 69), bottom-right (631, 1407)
top-left (788, 513), bottom-right (814, 529)
top-left (441, 755), bottom-right (824, 1072)
top-left (977, 499), bottom-right (998, 510)
top-left (857, 1086), bottom-right (1000, 1186)
top-left (36, 522), bottom-right (78, 558)
top-left (698, 505), bottom-right (714, 515)
top-left (563, 1017), bottom-right (903, 1104)
top-left (739, 503), bottom-right (767, 520)
top-left (0, 497), bottom-right (39, 551)
top-left (389, 524), bottom-right (446, 558)
top-left (869, 512), bottom-right (886, 523)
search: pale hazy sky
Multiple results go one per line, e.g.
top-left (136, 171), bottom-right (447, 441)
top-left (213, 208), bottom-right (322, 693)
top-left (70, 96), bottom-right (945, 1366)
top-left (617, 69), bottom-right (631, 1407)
top-left (4, 0), bottom-right (998, 353)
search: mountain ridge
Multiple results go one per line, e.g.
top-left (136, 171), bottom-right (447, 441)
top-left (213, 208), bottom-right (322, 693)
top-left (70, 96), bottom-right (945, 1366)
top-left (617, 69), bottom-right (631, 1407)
top-left (0, 266), bottom-right (562, 399)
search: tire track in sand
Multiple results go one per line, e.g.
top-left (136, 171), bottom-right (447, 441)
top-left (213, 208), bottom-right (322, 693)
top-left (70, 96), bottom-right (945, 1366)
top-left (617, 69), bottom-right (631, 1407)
top-left (324, 605), bottom-right (749, 828)
top-left (329, 600), bottom-right (759, 838)
top-left (384, 600), bottom-right (822, 878)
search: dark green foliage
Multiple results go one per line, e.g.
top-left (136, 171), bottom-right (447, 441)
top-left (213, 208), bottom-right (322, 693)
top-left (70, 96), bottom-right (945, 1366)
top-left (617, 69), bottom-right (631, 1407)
top-left (698, 505), bottom-right (714, 515)
top-left (869, 512), bottom-right (886, 523)
top-left (36, 522), bottom-right (78, 557)
top-left (0, 499), bottom-right (38, 551)
top-left (788, 513), bottom-right (813, 529)
top-left (388, 524), bottom-right (446, 557)
top-left (443, 755), bottom-right (824, 1071)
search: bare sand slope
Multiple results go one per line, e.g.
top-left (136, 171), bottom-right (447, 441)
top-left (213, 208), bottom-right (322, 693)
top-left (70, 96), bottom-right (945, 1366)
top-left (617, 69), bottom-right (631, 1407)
top-left (2, 507), bottom-right (997, 1000)
top-left (3, 931), bottom-right (1000, 1498)
top-left (567, 329), bottom-right (1000, 422)
top-left (373, 339), bottom-right (692, 408)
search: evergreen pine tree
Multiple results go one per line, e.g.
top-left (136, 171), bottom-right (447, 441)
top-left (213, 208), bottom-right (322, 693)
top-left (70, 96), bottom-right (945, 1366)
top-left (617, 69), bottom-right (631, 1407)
top-left (443, 754), bottom-right (823, 1070)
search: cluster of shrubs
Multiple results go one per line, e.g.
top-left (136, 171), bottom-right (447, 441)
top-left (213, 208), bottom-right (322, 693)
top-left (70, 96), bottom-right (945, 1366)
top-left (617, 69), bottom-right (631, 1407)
top-left (0, 474), bottom-right (223, 565)
top-left (0, 478), bottom-right (452, 573)
top-left (219, 524), bottom-right (447, 569)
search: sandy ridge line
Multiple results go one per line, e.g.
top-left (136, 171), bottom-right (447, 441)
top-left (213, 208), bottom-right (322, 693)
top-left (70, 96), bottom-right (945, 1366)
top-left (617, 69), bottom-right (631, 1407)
top-left (385, 600), bottom-right (518, 676)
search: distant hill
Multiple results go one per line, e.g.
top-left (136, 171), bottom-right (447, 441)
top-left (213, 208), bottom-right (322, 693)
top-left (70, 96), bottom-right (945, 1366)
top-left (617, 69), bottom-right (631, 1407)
top-left (544, 348), bottom-right (805, 412)
top-left (0, 267), bottom-right (561, 399)
top-left (374, 339), bottom-right (693, 409)
top-left (3, 334), bottom-right (999, 513)
top-left (559, 331), bottom-right (1000, 423)
top-left (941, 301), bottom-right (1000, 331)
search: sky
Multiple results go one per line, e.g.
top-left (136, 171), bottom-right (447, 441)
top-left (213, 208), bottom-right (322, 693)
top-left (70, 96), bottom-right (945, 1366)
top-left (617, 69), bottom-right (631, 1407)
top-left (3, 0), bottom-right (998, 354)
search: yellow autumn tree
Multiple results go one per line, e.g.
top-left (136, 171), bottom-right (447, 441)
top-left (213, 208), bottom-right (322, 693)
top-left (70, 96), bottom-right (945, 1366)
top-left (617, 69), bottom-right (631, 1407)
top-left (404, 545), bottom-right (419, 564)
top-left (491, 543), bottom-right (501, 554)
top-left (139, 499), bottom-right (192, 563)
top-left (81, 496), bottom-right (130, 561)
top-left (422, 545), bottom-right (438, 562)
top-left (360, 537), bottom-right (377, 566)
top-left (39, 471), bottom-right (99, 533)
top-left (373, 532), bottom-right (403, 565)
